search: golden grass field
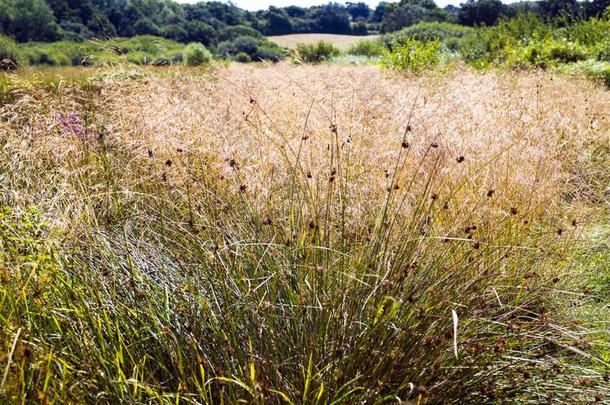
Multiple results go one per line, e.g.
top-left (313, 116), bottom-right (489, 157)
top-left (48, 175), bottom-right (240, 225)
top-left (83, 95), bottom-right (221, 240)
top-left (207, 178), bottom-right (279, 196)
top-left (0, 63), bottom-right (609, 403)
top-left (267, 33), bottom-right (379, 50)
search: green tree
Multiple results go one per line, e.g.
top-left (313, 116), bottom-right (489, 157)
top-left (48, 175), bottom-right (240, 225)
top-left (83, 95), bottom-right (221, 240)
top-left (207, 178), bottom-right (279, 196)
top-left (0, 0), bottom-right (60, 42)
top-left (457, 0), bottom-right (509, 26)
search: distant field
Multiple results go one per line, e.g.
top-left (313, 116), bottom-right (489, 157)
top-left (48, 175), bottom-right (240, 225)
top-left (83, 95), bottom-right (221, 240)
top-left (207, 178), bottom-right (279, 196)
top-left (267, 33), bottom-right (379, 50)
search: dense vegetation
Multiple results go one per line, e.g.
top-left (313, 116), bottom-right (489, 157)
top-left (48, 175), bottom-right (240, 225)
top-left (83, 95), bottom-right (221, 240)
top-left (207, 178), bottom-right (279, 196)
top-left (2, 0), bottom-right (609, 45)
top-left (0, 60), bottom-right (608, 404)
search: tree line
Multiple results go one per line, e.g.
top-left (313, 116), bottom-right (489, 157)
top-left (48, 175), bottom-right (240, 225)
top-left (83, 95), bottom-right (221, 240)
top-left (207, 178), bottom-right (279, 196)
top-left (1, 0), bottom-right (609, 44)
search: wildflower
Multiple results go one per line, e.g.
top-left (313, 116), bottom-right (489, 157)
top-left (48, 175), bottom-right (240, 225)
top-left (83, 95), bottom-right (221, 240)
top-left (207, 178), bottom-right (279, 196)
top-left (54, 111), bottom-right (95, 140)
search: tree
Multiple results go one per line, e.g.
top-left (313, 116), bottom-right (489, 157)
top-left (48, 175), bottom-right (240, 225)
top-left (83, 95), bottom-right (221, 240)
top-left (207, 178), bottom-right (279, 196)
top-left (346, 2), bottom-right (371, 20)
top-left (312, 3), bottom-right (351, 34)
top-left (0, 0), bottom-right (60, 42)
top-left (458, 0), bottom-right (508, 26)
top-left (538, 0), bottom-right (581, 20)
top-left (264, 7), bottom-right (292, 35)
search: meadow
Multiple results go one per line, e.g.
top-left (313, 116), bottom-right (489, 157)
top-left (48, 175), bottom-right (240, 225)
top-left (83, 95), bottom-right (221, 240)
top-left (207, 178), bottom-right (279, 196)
top-left (0, 60), bottom-right (608, 403)
top-left (266, 34), bottom-right (379, 50)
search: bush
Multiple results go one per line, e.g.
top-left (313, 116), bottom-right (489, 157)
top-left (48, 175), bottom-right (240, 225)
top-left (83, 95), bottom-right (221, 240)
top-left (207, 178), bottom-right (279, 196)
top-left (0, 35), bottom-right (21, 70)
top-left (253, 45), bottom-right (284, 62)
top-left (295, 41), bottom-right (341, 63)
top-left (183, 42), bottom-right (212, 66)
top-left (384, 22), bottom-right (473, 46)
top-left (347, 39), bottom-right (385, 57)
top-left (381, 38), bottom-right (441, 74)
top-left (216, 36), bottom-right (284, 63)
top-left (235, 52), bottom-right (251, 63)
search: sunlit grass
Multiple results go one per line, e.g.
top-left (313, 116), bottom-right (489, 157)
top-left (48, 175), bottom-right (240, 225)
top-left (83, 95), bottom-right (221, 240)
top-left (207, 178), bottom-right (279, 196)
top-left (0, 63), bottom-right (608, 403)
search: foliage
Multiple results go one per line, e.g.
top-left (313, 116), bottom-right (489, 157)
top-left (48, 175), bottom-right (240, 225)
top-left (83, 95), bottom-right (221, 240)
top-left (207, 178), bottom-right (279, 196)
top-left (383, 21), bottom-right (472, 51)
top-left (347, 38), bottom-right (386, 57)
top-left (217, 36), bottom-right (284, 62)
top-left (0, 34), bottom-right (21, 69)
top-left (458, 0), bottom-right (510, 26)
top-left (381, 37), bottom-right (441, 73)
top-left (0, 0), bottom-right (60, 42)
top-left (381, 2), bottom-right (454, 33)
top-left (295, 40), bottom-right (341, 63)
top-left (183, 42), bottom-right (212, 66)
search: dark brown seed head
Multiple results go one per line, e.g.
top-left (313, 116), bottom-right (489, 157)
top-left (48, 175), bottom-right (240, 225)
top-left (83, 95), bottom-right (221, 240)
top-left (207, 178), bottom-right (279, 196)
top-left (147, 148), bottom-right (153, 158)
top-left (486, 189), bottom-right (495, 197)
top-left (431, 142), bottom-right (439, 148)
top-left (176, 148), bottom-right (183, 153)
top-left (401, 141), bottom-right (410, 149)
top-left (557, 228), bottom-right (563, 236)
top-left (456, 156), bottom-right (465, 163)
top-left (406, 125), bottom-right (412, 132)
top-left (306, 171), bottom-right (312, 178)
top-left (472, 241), bottom-right (481, 249)
top-left (393, 184), bottom-right (400, 190)
top-left (443, 201), bottom-right (449, 210)
top-left (510, 207), bottom-right (518, 215)
top-left (571, 219), bottom-right (577, 227)
top-left (431, 193), bottom-right (439, 201)
top-left (239, 184), bottom-right (247, 193)
top-left (165, 159), bottom-right (172, 167)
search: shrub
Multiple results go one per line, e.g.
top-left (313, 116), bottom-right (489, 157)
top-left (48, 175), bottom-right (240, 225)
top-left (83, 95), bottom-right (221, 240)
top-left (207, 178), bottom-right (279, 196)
top-left (596, 39), bottom-right (610, 61)
top-left (347, 39), bottom-right (385, 57)
top-left (253, 45), bottom-right (284, 62)
top-left (235, 52), bottom-right (251, 63)
top-left (0, 34), bottom-right (21, 70)
top-left (565, 60), bottom-right (610, 87)
top-left (183, 42), bottom-right (212, 66)
top-left (295, 41), bottom-right (341, 63)
top-left (381, 38), bottom-right (441, 74)
top-left (384, 21), bottom-right (473, 46)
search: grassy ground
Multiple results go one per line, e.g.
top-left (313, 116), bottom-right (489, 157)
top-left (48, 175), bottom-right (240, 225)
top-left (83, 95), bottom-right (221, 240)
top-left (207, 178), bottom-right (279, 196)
top-left (267, 34), bottom-right (379, 50)
top-left (0, 63), bottom-right (608, 403)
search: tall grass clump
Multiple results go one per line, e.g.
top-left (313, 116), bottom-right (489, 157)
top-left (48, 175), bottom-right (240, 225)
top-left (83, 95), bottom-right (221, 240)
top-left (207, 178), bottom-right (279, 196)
top-left (0, 64), bottom-right (608, 403)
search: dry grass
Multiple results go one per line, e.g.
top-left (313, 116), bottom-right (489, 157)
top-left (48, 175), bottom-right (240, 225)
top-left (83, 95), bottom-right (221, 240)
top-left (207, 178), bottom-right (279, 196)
top-left (0, 63), bottom-right (609, 403)
top-left (268, 34), bottom-right (379, 50)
